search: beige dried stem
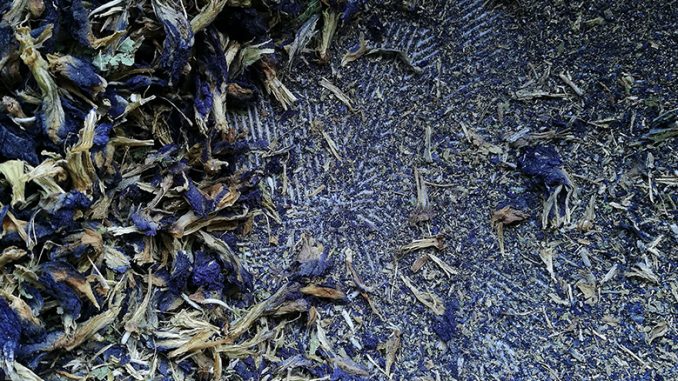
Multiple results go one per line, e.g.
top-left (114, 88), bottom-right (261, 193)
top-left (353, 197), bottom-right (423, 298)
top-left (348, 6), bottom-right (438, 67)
top-left (260, 59), bottom-right (297, 110)
top-left (542, 170), bottom-right (575, 229)
top-left (577, 194), bottom-right (596, 232)
top-left (341, 33), bottom-right (368, 67)
top-left (344, 248), bottom-right (374, 293)
top-left (409, 168), bottom-right (433, 223)
top-left (23, 158), bottom-right (66, 198)
top-left (399, 236), bottom-right (445, 255)
top-left (539, 246), bottom-right (557, 282)
top-left (286, 14), bottom-right (318, 70)
top-left (320, 77), bottom-right (354, 111)
top-left (65, 110), bottom-right (98, 193)
top-left (56, 307), bottom-right (120, 351)
top-left (168, 283), bottom-right (295, 358)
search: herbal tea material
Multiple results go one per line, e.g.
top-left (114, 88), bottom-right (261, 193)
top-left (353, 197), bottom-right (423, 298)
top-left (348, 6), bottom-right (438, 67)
top-left (1, 0), bottom-right (677, 380)
top-left (0, 1), bottom-right (370, 380)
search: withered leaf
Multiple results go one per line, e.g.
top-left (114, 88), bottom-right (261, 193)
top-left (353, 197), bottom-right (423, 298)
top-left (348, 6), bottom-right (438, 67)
top-left (492, 206), bottom-right (529, 226)
top-left (300, 284), bottom-right (346, 300)
top-left (383, 328), bottom-right (401, 376)
top-left (400, 275), bottom-right (445, 315)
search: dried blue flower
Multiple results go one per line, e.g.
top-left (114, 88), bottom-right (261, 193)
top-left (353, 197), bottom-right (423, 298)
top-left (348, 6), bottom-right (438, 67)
top-left (0, 22), bottom-right (16, 62)
top-left (125, 75), bottom-right (168, 91)
top-left (517, 145), bottom-right (574, 228)
top-left (518, 145), bottom-right (570, 188)
top-left (46, 191), bottom-right (92, 231)
top-left (39, 261), bottom-right (100, 321)
top-left (198, 28), bottom-right (230, 84)
top-left (168, 251), bottom-right (192, 294)
top-left (293, 234), bottom-right (332, 278)
top-left (48, 54), bottom-right (107, 96)
top-left (152, 0), bottom-right (195, 84)
top-left (16, 330), bottom-right (63, 358)
top-left (193, 77), bottom-right (213, 118)
top-left (341, 0), bottom-right (366, 23)
top-left (102, 344), bottom-right (131, 365)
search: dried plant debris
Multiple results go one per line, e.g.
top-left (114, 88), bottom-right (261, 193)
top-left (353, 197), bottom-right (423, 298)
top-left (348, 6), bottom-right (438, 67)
top-left (341, 33), bottom-right (422, 73)
top-left (1, 0), bottom-right (676, 379)
top-left (410, 168), bottom-right (433, 223)
top-left (638, 108), bottom-right (678, 144)
top-left (381, 328), bottom-right (401, 377)
top-left (491, 206), bottom-right (528, 255)
top-left (400, 274), bottom-right (445, 316)
top-left (0, 0), bottom-right (384, 379)
top-left (517, 145), bottom-right (575, 228)
top-left (399, 235), bottom-right (445, 255)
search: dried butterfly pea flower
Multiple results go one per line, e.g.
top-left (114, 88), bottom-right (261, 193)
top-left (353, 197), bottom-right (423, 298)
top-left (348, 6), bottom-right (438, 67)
top-left (0, 0), bottom-right (372, 378)
top-left (47, 54), bottom-right (107, 96)
top-left (15, 26), bottom-right (65, 144)
top-left (152, 0), bottom-right (195, 84)
top-left (517, 145), bottom-right (575, 228)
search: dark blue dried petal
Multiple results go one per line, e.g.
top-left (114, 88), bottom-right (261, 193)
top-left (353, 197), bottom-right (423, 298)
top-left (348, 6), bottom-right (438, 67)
top-left (223, 259), bottom-right (253, 292)
top-left (168, 251), bottom-right (192, 293)
top-left (432, 300), bottom-right (459, 342)
top-left (125, 75), bottom-right (168, 90)
top-left (517, 145), bottom-right (570, 189)
top-left (131, 213), bottom-right (160, 236)
top-left (104, 90), bottom-right (128, 119)
top-left (0, 22), bottom-right (16, 63)
top-left (93, 122), bottom-right (112, 147)
top-left (59, 190), bottom-right (92, 210)
top-left (46, 191), bottom-right (92, 231)
top-left (54, 95), bottom-right (90, 144)
top-left (184, 181), bottom-right (209, 217)
top-left (0, 123), bottom-right (40, 165)
top-left (194, 77), bottom-right (213, 117)
top-left (68, 0), bottom-right (91, 47)
top-left (197, 27), bottom-right (229, 85)
top-left (21, 285), bottom-right (44, 316)
top-left (102, 344), bottom-right (131, 365)
top-left (155, 291), bottom-right (181, 313)
top-left (191, 251), bottom-right (224, 293)
top-left (0, 297), bottom-right (21, 364)
top-left (16, 331), bottom-right (63, 358)
top-left (341, 0), bottom-right (366, 23)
